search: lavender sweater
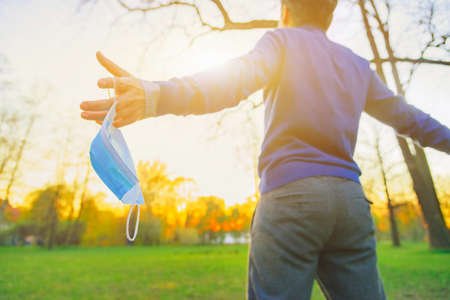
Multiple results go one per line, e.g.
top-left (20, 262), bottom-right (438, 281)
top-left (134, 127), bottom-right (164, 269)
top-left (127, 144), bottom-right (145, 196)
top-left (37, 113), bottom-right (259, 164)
top-left (144, 27), bottom-right (450, 194)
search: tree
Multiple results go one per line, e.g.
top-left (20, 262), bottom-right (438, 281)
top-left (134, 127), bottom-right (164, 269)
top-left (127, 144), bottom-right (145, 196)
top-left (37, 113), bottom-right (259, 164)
top-left (137, 161), bottom-right (193, 241)
top-left (357, 122), bottom-right (407, 246)
top-left (357, 0), bottom-right (449, 249)
top-left (25, 184), bottom-right (74, 249)
top-left (224, 193), bottom-right (258, 239)
top-left (1, 82), bottom-right (49, 204)
top-left (0, 55), bottom-right (20, 188)
top-left (187, 195), bottom-right (227, 243)
top-left (65, 159), bottom-right (91, 245)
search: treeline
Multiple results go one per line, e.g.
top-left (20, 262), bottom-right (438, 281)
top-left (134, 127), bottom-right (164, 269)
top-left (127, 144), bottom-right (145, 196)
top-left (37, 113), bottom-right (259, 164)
top-left (0, 161), bottom-right (257, 247)
top-left (0, 146), bottom-right (450, 248)
top-left (0, 161), bottom-right (448, 248)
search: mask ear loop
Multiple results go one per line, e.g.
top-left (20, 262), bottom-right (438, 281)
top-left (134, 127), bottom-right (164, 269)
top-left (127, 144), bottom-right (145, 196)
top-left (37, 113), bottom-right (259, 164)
top-left (126, 204), bottom-right (140, 242)
top-left (107, 77), bottom-right (117, 104)
top-left (105, 78), bottom-right (118, 134)
top-left (113, 77), bottom-right (139, 242)
top-left (112, 77), bottom-right (117, 103)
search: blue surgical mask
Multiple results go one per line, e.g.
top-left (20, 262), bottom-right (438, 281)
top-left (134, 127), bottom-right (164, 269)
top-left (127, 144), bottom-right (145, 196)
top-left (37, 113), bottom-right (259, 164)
top-left (89, 101), bottom-right (144, 242)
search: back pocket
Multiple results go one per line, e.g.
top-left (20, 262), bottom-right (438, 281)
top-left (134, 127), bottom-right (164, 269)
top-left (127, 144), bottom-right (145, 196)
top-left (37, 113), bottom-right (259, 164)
top-left (270, 192), bottom-right (323, 213)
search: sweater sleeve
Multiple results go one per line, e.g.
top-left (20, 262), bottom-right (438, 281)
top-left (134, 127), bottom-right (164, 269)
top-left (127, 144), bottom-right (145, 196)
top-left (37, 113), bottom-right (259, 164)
top-left (364, 69), bottom-right (450, 153)
top-left (144, 31), bottom-right (282, 116)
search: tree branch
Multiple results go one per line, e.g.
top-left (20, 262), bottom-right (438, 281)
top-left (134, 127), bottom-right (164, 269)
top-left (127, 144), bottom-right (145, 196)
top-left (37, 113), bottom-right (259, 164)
top-left (114, 0), bottom-right (450, 69)
top-left (116, 0), bottom-right (277, 31)
top-left (117, 0), bottom-right (221, 30)
top-left (371, 57), bottom-right (450, 66)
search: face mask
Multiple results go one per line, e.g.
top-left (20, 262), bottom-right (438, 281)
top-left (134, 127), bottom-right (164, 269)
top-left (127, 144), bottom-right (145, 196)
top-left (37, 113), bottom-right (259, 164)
top-left (89, 99), bottom-right (144, 242)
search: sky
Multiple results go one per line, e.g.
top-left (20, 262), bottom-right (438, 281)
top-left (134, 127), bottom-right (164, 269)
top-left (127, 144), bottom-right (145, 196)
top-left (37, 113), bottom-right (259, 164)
top-left (0, 0), bottom-right (449, 207)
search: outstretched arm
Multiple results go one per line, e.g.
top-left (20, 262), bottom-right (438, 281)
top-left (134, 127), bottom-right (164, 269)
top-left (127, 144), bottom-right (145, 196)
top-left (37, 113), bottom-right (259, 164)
top-left (364, 70), bottom-right (450, 154)
top-left (81, 31), bottom-right (281, 127)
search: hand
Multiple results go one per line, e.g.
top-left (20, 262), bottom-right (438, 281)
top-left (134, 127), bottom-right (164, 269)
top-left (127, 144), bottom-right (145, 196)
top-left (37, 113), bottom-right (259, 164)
top-left (81, 52), bottom-right (156, 128)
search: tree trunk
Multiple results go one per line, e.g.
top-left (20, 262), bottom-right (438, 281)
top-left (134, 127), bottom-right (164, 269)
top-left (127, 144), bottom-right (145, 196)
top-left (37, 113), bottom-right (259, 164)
top-left (387, 199), bottom-right (401, 247)
top-left (46, 190), bottom-right (58, 250)
top-left (401, 142), bottom-right (450, 248)
top-left (374, 132), bottom-right (401, 247)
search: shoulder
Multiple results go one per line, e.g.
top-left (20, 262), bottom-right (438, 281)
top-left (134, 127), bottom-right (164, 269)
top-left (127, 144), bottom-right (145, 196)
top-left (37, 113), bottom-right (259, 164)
top-left (340, 44), bottom-right (370, 68)
top-left (332, 40), bottom-right (371, 69)
top-left (351, 50), bottom-right (370, 69)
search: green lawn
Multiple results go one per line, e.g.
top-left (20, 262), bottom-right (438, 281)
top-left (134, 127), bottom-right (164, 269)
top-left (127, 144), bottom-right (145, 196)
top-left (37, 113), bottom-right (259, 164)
top-left (0, 243), bottom-right (448, 299)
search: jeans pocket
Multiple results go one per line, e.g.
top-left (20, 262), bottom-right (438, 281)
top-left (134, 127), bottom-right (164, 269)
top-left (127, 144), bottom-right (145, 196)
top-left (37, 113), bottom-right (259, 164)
top-left (270, 192), bottom-right (323, 213)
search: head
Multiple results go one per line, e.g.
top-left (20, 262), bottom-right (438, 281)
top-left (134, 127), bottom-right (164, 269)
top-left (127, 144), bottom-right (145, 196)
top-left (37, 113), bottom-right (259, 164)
top-left (280, 0), bottom-right (337, 31)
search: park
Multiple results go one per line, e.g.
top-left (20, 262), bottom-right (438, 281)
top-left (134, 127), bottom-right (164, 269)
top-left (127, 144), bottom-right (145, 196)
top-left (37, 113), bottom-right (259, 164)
top-left (1, 0), bottom-right (449, 299)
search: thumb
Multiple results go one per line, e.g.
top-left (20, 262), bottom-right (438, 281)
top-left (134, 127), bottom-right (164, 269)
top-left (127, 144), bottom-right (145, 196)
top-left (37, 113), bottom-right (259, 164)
top-left (96, 51), bottom-right (132, 77)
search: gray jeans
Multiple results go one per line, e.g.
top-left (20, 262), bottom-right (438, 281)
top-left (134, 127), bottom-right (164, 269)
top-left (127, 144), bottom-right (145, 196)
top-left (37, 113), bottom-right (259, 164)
top-left (248, 176), bottom-right (386, 300)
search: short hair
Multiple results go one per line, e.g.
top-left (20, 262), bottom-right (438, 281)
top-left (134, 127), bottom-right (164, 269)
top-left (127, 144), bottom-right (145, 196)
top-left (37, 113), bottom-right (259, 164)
top-left (282, 0), bottom-right (338, 30)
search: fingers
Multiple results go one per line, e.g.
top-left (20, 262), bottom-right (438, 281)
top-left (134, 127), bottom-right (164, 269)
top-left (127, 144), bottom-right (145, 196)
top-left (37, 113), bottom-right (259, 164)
top-left (97, 77), bottom-right (133, 91)
top-left (81, 101), bottom-right (141, 126)
top-left (97, 77), bottom-right (114, 89)
top-left (80, 98), bottom-right (112, 123)
top-left (80, 98), bottom-right (113, 111)
top-left (81, 110), bottom-right (107, 121)
top-left (81, 106), bottom-right (141, 127)
top-left (96, 51), bottom-right (131, 77)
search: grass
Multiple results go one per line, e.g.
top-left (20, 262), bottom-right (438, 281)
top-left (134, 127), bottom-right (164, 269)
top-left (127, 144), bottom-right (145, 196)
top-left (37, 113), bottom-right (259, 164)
top-left (0, 242), bottom-right (448, 299)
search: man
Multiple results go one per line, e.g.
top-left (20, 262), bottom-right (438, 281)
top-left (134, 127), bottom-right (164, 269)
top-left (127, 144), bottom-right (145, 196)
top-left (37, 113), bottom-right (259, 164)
top-left (81, 0), bottom-right (450, 299)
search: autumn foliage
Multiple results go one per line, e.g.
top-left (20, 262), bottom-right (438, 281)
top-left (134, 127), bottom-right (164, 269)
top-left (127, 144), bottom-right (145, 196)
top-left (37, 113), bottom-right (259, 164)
top-left (1, 160), bottom-right (448, 247)
top-left (0, 161), bottom-right (257, 246)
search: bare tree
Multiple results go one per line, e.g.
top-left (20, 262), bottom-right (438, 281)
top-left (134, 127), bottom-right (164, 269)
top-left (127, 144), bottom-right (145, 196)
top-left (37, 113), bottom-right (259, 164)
top-left (4, 113), bottom-right (37, 200)
top-left (358, 0), bottom-right (449, 249)
top-left (359, 123), bottom-right (404, 246)
top-left (0, 55), bottom-right (19, 179)
top-left (2, 82), bottom-right (49, 203)
top-left (64, 158), bottom-right (91, 245)
top-left (0, 113), bottom-right (20, 176)
top-left (74, 162), bottom-right (91, 221)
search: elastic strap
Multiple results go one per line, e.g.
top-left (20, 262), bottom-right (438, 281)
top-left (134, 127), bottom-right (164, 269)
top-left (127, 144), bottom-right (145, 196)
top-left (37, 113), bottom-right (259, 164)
top-left (126, 204), bottom-right (140, 242)
top-left (107, 78), bottom-right (117, 103)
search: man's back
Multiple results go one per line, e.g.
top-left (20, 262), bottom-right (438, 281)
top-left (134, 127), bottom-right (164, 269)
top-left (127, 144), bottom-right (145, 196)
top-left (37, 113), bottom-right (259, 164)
top-left (260, 27), bottom-right (371, 193)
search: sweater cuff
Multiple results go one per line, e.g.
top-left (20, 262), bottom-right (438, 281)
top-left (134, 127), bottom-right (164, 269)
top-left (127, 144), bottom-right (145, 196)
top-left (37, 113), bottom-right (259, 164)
top-left (140, 79), bottom-right (159, 118)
